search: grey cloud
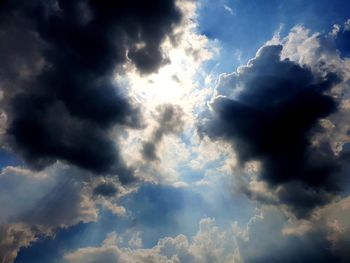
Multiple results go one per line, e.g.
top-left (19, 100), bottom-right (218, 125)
top-left (141, 104), bottom-right (184, 161)
top-left (0, 0), bottom-right (183, 183)
top-left (0, 224), bottom-right (36, 263)
top-left (93, 183), bottom-right (118, 197)
top-left (200, 44), bottom-right (346, 217)
top-left (236, 207), bottom-right (344, 263)
top-left (0, 165), bottom-right (98, 262)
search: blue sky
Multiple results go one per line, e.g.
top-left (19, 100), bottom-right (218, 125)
top-left (1, 1), bottom-right (350, 263)
top-left (199, 0), bottom-right (350, 72)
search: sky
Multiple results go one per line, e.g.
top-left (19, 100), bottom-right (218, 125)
top-left (0, 0), bottom-right (350, 262)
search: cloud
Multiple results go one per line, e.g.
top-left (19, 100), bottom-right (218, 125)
top-left (223, 5), bottom-right (235, 16)
top-left (232, 196), bottom-right (350, 263)
top-left (141, 104), bottom-right (184, 161)
top-left (0, 0), bottom-right (183, 183)
top-left (200, 37), bottom-right (348, 216)
top-left (64, 217), bottom-right (240, 263)
top-left (0, 165), bottom-right (96, 225)
top-left (0, 224), bottom-right (37, 263)
top-left (0, 2), bottom-right (214, 259)
top-left (234, 206), bottom-right (344, 263)
top-left (0, 164), bottom-right (98, 262)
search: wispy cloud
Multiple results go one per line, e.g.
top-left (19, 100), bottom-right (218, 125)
top-left (224, 4), bottom-right (235, 16)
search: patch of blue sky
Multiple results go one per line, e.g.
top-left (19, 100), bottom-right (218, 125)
top-left (0, 149), bottom-right (22, 169)
top-left (177, 165), bottom-right (204, 183)
top-left (198, 0), bottom-right (350, 75)
top-left (120, 184), bottom-right (207, 243)
top-left (175, 157), bottom-right (225, 185)
top-left (15, 222), bottom-right (94, 263)
top-left (170, 140), bottom-right (258, 226)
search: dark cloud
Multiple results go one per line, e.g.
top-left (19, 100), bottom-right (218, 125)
top-left (0, 0), bottom-right (182, 182)
top-left (93, 183), bottom-right (118, 197)
top-left (142, 142), bottom-right (159, 162)
top-left (141, 104), bottom-right (184, 161)
top-left (201, 44), bottom-right (345, 216)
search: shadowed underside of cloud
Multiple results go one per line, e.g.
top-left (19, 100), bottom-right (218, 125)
top-left (0, 0), bottom-right (182, 183)
top-left (0, 1), bottom-right (183, 260)
top-left (200, 44), bottom-right (347, 217)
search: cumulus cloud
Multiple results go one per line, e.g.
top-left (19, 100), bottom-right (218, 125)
top-left (0, 2), bottom-right (187, 258)
top-left (200, 24), bottom-right (350, 217)
top-left (0, 0), bottom-right (183, 183)
top-left (65, 217), bottom-right (240, 263)
top-left (0, 224), bottom-right (37, 263)
top-left (2, 1), bottom-right (350, 262)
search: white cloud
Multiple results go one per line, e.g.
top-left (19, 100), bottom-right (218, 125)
top-left (65, 218), bottom-right (241, 263)
top-left (223, 5), bottom-right (235, 16)
top-left (128, 231), bottom-right (143, 249)
top-left (280, 26), bottom-right (350, 156)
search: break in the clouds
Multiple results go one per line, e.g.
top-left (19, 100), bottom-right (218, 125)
top-left (0, 0), bottom-right (182, 183)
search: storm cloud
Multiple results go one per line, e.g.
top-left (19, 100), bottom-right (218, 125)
top-left (0, 0), bottom-right (182, 183)
top-left (201, 44), bottom-right (346, 216)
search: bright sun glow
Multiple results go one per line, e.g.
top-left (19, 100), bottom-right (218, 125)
top-left (116, 1), bottom-right (214, 110)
